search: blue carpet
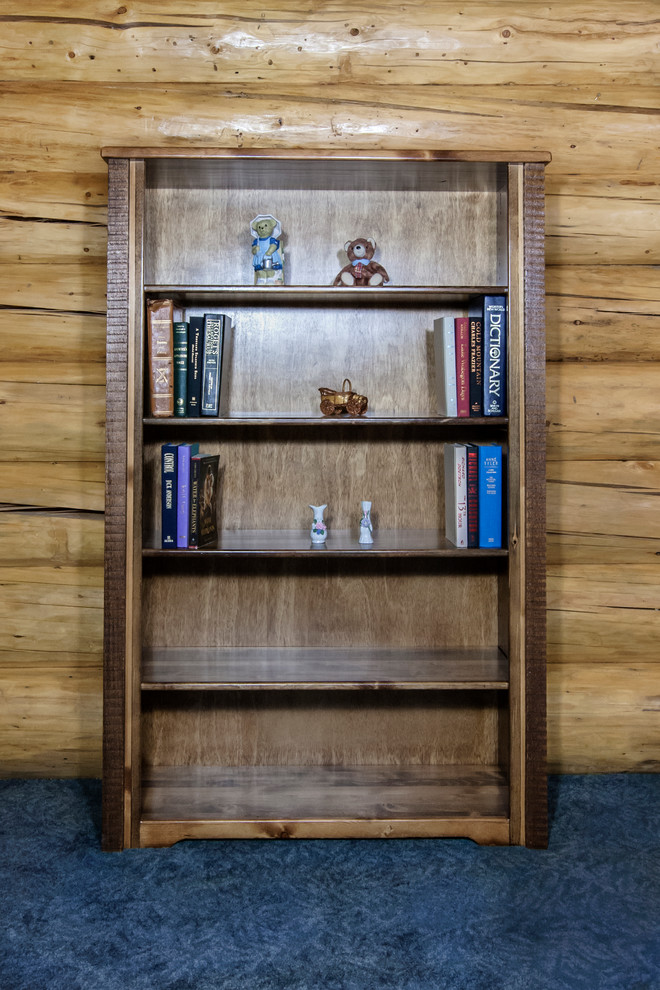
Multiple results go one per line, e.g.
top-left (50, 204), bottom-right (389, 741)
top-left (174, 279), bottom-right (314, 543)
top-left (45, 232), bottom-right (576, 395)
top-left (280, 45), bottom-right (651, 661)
top-left (1, 775), bottom-right (659, 990)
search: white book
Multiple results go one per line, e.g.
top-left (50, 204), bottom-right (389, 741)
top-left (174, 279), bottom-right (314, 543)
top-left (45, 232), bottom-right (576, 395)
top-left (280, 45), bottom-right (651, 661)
top-left (444, 443), bottom-right (468, 547)
top-left (434, 316), bottom-right (458, 417)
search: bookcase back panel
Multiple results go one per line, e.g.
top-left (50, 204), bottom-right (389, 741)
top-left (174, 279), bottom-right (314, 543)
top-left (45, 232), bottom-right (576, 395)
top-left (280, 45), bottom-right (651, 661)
top-left (142, 434), bottom-right (510, 540)
top-left (144, 159), bottom-right (507, 287)
top-left (140, 561), bottom-right (503, 650)
top-left (182, 303), bottom-right (457, 418)
top-left (141, 690), bottom-right (506, 768)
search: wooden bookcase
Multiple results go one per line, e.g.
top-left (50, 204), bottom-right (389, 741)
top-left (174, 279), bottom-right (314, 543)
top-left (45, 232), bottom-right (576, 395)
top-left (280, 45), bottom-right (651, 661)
top-left (102, 148), bottom-right (550, 850)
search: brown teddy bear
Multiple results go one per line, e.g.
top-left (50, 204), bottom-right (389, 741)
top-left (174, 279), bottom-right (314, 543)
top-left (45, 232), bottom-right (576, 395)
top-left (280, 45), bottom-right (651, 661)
top-left (333, 238), bottom-right (390, 287)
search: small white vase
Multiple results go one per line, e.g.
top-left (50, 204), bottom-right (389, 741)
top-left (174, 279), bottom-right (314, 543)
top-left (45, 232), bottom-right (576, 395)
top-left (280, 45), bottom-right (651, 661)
top-left (309, 504), bottom-right (328, 543)
top-left (359, 500), bottom-right (374, 543)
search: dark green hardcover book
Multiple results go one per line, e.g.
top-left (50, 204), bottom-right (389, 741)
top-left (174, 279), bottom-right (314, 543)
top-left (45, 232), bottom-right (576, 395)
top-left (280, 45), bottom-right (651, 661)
top-left (173, 321), bottom-right (188, 418)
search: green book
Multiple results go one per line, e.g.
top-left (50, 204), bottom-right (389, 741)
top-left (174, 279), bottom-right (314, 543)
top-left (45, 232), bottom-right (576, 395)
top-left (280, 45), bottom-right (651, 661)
top-left (173, 321), bottom-right (188, 418)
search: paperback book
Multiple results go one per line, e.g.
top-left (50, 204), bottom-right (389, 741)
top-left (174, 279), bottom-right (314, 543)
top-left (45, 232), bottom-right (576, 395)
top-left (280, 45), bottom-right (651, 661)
top-left (444, 443), bottom-right (468, 547)
top-left (189, 454), bottom-right (220, 548)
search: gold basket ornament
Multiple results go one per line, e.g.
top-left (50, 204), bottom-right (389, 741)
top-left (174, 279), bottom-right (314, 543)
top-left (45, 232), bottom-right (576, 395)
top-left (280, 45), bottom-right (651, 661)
top-left (318, 379), bottom-right (368, 417)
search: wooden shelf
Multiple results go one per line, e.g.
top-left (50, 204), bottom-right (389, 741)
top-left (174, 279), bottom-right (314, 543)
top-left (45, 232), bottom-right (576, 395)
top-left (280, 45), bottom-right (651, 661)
top-left (141, 646), bottom-right (509, 691)
top-left (139, 764), bottom-right (510, 845)
top-left (144, 414), bottom-right (508, 428)
top-left (143, 285), bottom-right (509, 306)
top-left (143, 529), bottom-right (508, 558)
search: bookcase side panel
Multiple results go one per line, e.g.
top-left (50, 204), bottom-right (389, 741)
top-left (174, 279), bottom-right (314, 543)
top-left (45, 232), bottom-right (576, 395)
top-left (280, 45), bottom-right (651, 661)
top-left (505, 164), bottom-right (525, 845)
top-left (103, 157), bottom-right (145, 851)
top-left (522, 162), bottom-right (548, 849)
top-left (103, 158), bottom-right (130, 851)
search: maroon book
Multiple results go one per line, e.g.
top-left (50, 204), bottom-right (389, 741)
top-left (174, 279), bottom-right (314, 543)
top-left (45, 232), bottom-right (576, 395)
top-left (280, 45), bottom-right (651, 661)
top-left (465, 443), bottom-right (479, 548)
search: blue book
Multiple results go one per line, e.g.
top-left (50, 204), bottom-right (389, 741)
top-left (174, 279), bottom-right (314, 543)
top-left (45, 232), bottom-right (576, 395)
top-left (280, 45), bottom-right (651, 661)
top-left (176, 442), bottom-right (199, 547)
top-left (483, 295), bottom-right (506, 416)
top-left (161, 442), bottom-right (179, 548)
top-left (478, 444), bottom-right (503, 548)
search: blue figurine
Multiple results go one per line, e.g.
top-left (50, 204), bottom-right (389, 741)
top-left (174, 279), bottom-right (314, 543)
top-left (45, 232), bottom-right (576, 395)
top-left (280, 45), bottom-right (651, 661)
top-left (251, 214), bottom-right (284, 284)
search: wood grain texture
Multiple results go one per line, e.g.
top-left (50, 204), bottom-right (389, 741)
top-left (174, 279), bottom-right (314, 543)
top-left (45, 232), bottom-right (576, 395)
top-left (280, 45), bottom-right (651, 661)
top-left (102, 157), bottom-right (130, 849)
top-left (0, 1), bottom-right (658, 783)
top-left (521, 163), bottom-right (548, 849)
top-left (139, 764), bottom-right (510, 845)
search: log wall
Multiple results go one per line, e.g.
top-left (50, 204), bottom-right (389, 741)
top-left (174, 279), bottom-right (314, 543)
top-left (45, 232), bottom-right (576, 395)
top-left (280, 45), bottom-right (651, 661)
top-left (1, 2), bottom-right (658, 776)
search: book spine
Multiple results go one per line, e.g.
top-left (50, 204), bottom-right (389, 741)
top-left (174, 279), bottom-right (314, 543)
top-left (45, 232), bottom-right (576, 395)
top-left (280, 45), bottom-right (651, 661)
top-left (483, 296), bottom-right (507, 416)
top-left (478, 444), bottom-right (503, 548)
top-left (465, 444), bottom-right (479, 548)
top-left (444, 443), bottom-right (467, 547)
top-left (468, 308), bottom-right (484, 417)
top-left (176, 443), bottom-right (199, 547)
top-left (454, 317), bottom-right (470, 418)
top-left (433, 316), bottom-right (458, 417)
top-left (201, 314), bottom-right (224, 416)
top-left (161, 442), bottom-right (178, 548)
top-left (189, 456), bottom-right (200, 548)
top-left (147, 299), bottom-right (174, 417)
top-left (186, 316), bottom-right (204, 417)
top-left (173, 321), bottom-right (188, 418)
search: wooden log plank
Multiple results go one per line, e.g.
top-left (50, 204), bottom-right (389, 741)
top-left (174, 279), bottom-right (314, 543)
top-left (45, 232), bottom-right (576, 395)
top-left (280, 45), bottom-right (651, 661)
top-left (1, 2), bottom-right (658, 89)
top-left (547, 293), bottom-right (660, 363)
top-left (0, 170), bottom-right (107, 222)
top-left (547, 663), bottom-right (660, 772)
top-left (546, 263), bottom-right (660, 361)
top-left (0, 662), bottom-right (101, 776)
top-left (545, 190), bottom-right (660, 266)
top-left (0, 381), bottom-right (105, 460)
top-left (547, 565), bottom-right (660, 663)
top-left (0, 217), bottom-right (107, 261)
top-left (546, 264), bottom-right (660, 302)
top-left (548, 532), bottom-right (660, 567)
top-left (0, 310), bottom-right (105, 386)
top-left (547, 460), bottom-right (660, 541)
top-left (0, 82), bottom-right (657, 176)
top-left (0, 511), bottom-right (104, 567)
top-left (0, 461), bottom-right (104, 512)
top-left (0, 259), bottom-right (106, 312)
top-left (546, 362), bottom-right (660, 460)
top-left (0, 583), bottom-right (103, 655)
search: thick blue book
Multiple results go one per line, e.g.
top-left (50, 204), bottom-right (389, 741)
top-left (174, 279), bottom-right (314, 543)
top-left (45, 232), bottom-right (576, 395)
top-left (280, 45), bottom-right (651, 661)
top-left (176, 442), bottom-right (199, 547)
top-left (483, 295), bottom-right (506, 416)
top-left (478, 444), bottom-right (503, 548)
top-left (186, 316), bottom-right (204, 417)
top-left (161, 442), bottom-right (179, 548)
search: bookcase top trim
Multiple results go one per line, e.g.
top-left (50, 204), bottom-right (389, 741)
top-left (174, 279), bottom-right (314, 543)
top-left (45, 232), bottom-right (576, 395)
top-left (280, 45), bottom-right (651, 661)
top-left (101, 147), bottom-right (551, 164)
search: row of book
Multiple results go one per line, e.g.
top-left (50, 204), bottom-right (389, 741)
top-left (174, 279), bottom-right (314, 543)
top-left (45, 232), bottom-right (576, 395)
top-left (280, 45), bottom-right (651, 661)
top-left (161, 443), bottom-right (219, 548)
top-left (148, 299), bottom-right (230, 418)
top-left (434, 295), bottom-right (506, 418)
top-left (444, 443), bottom-right (503, 548)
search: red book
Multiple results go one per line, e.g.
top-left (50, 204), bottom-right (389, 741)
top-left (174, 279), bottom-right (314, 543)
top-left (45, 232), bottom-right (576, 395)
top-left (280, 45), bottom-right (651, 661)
top-left (455, 317), bottom-right (470, 418)
top-left (465, 444), bottom-right (479, 548)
